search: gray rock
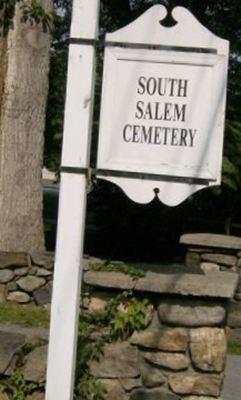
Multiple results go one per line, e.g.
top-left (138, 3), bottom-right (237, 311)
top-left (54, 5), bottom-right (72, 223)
top-left (0, 252), bottom-right (28, 269)
top-left (26, 393), bottom-right (44, 400)
top-left (228, 302), bottom-right (241, 328)
top-left (185, 253), bottom-right (200, 268)
top-left (201, 253), bottom-right (237, 267)
top-left (17, 276), bottom-right (46, 293)
top-left (135, 271), bottom-right (238, 299)
top-left (157, 301), bottom-right (226, 327)
top-left (234, 293), bottom-right (241, 301)
top-left (84, 271), bottom-right (135, 290)
top-left (14, 267), bottom-right (29, 277)
top-left (0, 392), bottom-right (11, 400)
top-left (130, 327), bottom-right (188, 352)
top-left (140, 359), bottom-right (166, 387)
top-left (6, 282), bottom-right (18, 292)
top-left (190, 328), bottom-right (226, 373)
top-left (22, 345), bottom-right (48, 382)
top-left (119, 378), bottom-right (142, 392)
top-left (183, 397), bottom-right (222, 400)
top-left (99, 379), bottom-right (128, 400)
top-left (0, 284), bottom-right (6, 303)
top-left (29, 267), bottom-right (38, 275)
top-left (90, 342), bottom-right (139, 378)
top-left (0, 331), bottom-right (26, 373)
top-left (168, 372), bottom-right (222, 396)
top-left (36, 268), bottom-right (52, 277)
top-left (30, 252), bottom-right (54, 270)
top-left (33, 283), bottom-right (52, 305)
top-left (7, 291), bottom-right (30, 303)
top-left (200, 262), bottom-right (220, 273)
top-left (180, 233), bottom-right (241, 250)
top-left (0, 270), bottom-right (14, 283)
top-left (143, 351), bottom-right (189, 371)
top-left (130, 387), bottom-right (180, 400)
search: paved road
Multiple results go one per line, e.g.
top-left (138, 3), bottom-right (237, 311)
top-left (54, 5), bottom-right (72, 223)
top-left (222, 355), bottom-right (241, 400)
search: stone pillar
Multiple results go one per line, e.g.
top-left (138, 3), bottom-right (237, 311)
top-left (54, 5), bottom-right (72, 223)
top-left (83, 264), bottom-right (238, 400)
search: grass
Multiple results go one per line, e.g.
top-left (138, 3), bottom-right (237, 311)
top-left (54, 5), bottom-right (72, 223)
top-left (227, 338), bottom-right (241, 356)
top-left (0, 302), bottom-right (50, 328)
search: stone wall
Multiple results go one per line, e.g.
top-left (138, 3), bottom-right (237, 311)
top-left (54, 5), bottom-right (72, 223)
top-left (0, 252), bottom-right (54, 306)
top-left (0, 250), bottom-right (239, 399)
top-left (180, 233), bottom-right (241, 330)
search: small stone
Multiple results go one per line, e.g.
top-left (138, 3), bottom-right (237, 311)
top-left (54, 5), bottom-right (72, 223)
top-left (7, 291), bottom-right (30, 303)
top-left (158, 301), bottom-right (226, 327)
top-left (190, 328), bottom-right (226, 372)
top-left (130, 387), bottom-right (180, 400)
top-left (0, 331), bottom-right (26, 373)
top-left (88, 294), bottom-right (109, 314)
top-left (168, 372), bottom-right (222, 396)
top-left (237, 258), bottom-right (241, 267)
top-left (234, 293), bottom-right (241, 301)
top-left (0, 252), bottom-right (28, 269)
top-left (30, 252), bottom-right (54, 270)
top-left (33, 283), bottom-right (52, 305)
top-left (0, 284), bottom-right (6, 303)
top-left (17, 276), bottom-right (45, 293)
top-left (185, 252), bottom-right (200, 268)
top-left (228, 301), bottom-right (241, 328)
top-left (99, 379), bottom-right (128, 400)
top-left (26, 393), bottom-right (44, 400)
top-left (119, 378), bottom-right (142, 392)
top-left (6, 282), bottom-right (18, 292)
top-left (180, 233), bottom-right (241, 250)
top-left (90, 342), bottom-right (139, 378)
top-left (0, 270), bottom-right (14, 283)
top-left (0, 392), bottom-right (11, 400)
top-left (29, 267), bottom-right (38, 275)
top-left (140, 359), bottom-right (166, 387)
top-left (14, 267), bottom-right (28, 277)
top-left (201, 253), bottom-right (237, 267)
top-left (84, 271), bottom-right (135, 290)
top-left (36, 268), bottom-right (53, 277)
top-left (200, 262), bottom-right (220, 273)
top-left (183, 397), bottom-right (222, 400)
top-left (130, 327), bottom-right (188, 352)
top-left (22, 345), bottom-right (48, 382)
top-left (143, 351), bottom-right (189, 371)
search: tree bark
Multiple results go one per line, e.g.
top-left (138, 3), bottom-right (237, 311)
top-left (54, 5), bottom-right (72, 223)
top-left (0, 0), bottom-right (52, 253)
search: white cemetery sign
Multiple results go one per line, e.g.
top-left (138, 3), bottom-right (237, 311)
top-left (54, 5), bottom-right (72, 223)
top-left (97, 5), bottom-right (229, 206)
top-left (45, 3), bottom-right (229, 400)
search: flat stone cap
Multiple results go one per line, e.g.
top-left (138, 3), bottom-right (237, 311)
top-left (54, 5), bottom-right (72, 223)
top-left (180, 233), bottom-right (241, 250)
top-left (84, 270), bottom-right (238, 299)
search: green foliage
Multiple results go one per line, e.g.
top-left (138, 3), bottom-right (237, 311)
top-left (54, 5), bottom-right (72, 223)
top-left (90, 261), bottom-right (146, 278)
top-left (228, 338), bottom-right (241, 356)
top-left (74, 291), bottom-right (150, 399)
top-left (0, 0), bottom-right (52, 35)
top-left (0, 371), bottom-right (44, 400)
top-left (21, 0), bottom-right (52, 32)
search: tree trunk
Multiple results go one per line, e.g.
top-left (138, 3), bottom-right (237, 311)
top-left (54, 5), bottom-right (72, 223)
top-left (0, 0), bottom-right (52, 253)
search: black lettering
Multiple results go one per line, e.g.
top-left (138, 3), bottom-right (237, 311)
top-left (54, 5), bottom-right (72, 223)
top-left (189, 129), bottom-right (197, 147)
top-left (163, 103), bottom-right (173, 121)
top-left (137, 76), bottom-right (146, 95)
top-left (147, 77), bottom-right (157, 96)
top-left (171, 128), bottom-right (179, 146)
top-left (180, 129), bottom-right (188, 146)
top-left (174, 103), bottom-right (187, 122)
top-left (133, 125), bottom-right (140, 143)
top-left (178, 79), bottom-right (188, 97)
top-left (135, 101), bottom-right (144, 119)
top-left (123, 125), bottom-right (132, 142)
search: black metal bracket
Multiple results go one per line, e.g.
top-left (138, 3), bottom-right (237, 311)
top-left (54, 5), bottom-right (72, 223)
top-left (60, 166), bottom-right (215, 186)
top-left (69, 37), bottom-right (217, 55)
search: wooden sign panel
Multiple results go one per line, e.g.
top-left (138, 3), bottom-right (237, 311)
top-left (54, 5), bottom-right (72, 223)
top-left (97, 5), bottom-right (229, 206)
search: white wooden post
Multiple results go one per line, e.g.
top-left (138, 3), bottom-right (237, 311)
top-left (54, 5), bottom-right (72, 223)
top-left (45, 1), bottom-right (100, 399)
